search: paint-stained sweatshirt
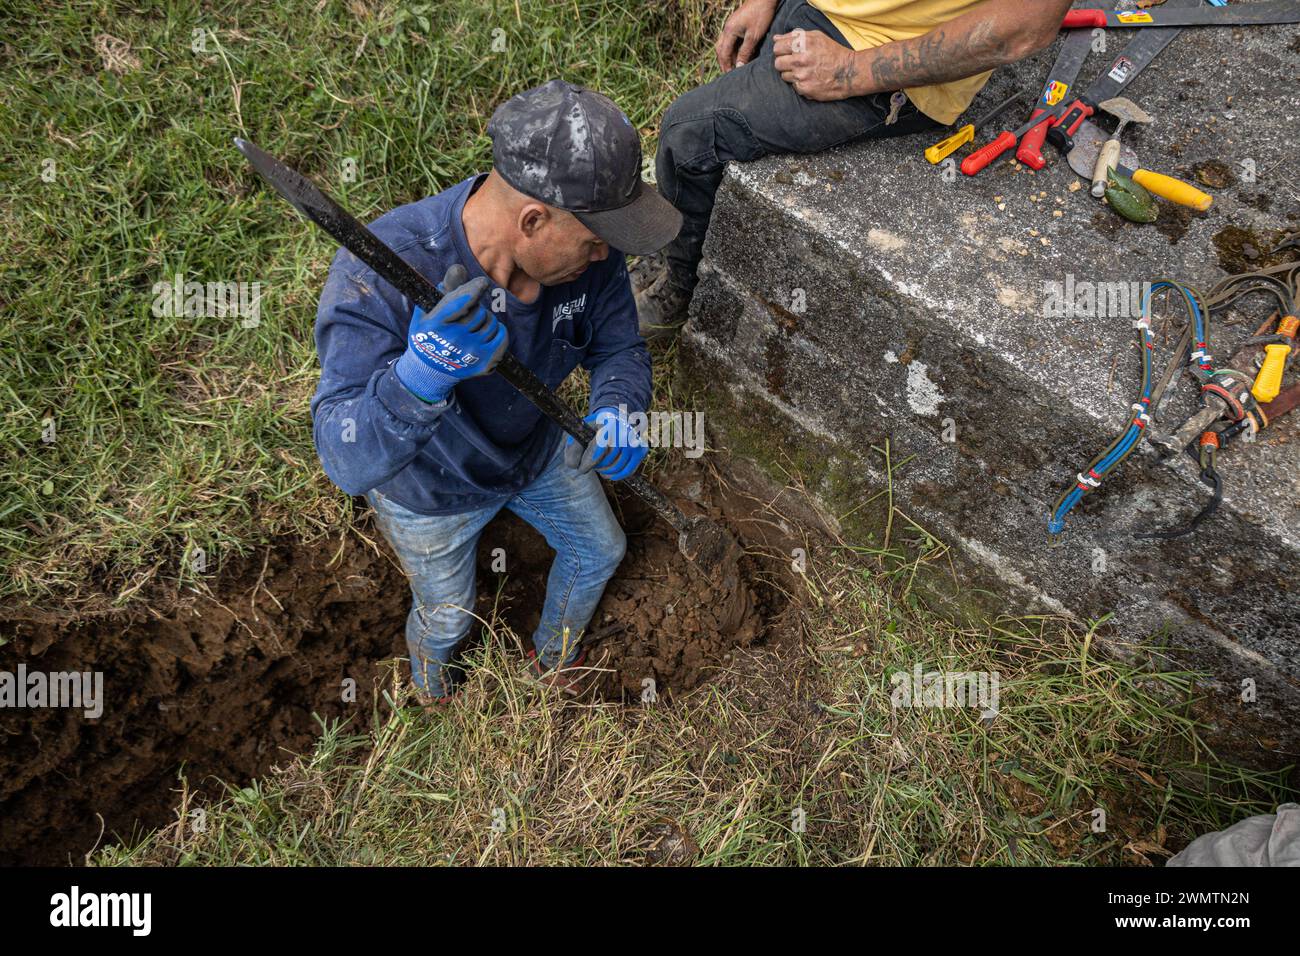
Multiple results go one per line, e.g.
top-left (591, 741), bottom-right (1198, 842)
top-left (310, 174), bottom-right (651, 514)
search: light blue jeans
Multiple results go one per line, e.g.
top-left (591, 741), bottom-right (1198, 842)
top-left (365, 441), bottom-right (628, 695)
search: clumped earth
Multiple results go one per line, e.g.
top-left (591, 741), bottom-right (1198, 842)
top-left (0, 537), bottom-right (411, 866)
top-left (1, 461), bottom-right (783, 865)
top-left (587, 532), bottom-right (761, 700)
top-left (475, 470), bottom-right (780, 701)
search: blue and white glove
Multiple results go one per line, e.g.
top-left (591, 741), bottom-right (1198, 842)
top-left (394, 264), bottom-right (508, 403)
top-left (564, 406), bottom-right (648, 482)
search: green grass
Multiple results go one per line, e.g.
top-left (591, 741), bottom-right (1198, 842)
top-left (0, 0), bottom-right (724, 603)
top-left (97, 545), bottom-right (1291, 866)
top-left (6, 1), bottom-right (1293, 868)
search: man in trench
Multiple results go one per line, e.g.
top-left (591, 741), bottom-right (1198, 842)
top-left (636, 0), bottom-right (1075, 334)
top-left (311, 81), bottom-right (681, 703)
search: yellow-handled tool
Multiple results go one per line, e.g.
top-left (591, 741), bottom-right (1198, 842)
top-left (1065, 123), bottom-right (1213, 211)
top-left (1129, 169), bottom-right (1214, 211)
top-left (926, 93), bottom-right (1023, 165)
top-left (1252, 314), bottom-right (1298, 403)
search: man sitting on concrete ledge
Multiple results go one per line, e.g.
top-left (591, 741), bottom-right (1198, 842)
top-left (637, 0), bottom-right (1074, 336)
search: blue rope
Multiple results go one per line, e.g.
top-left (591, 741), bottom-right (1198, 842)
top-left (1046, 281), bottom-right (1206, 535)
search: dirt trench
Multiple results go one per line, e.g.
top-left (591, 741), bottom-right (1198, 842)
top-left (0, 535), bottom-right (411, 866)
top-left (0, 460), bottom-right (796, 866)
top-left (477, 471), bottom-right (774, 702)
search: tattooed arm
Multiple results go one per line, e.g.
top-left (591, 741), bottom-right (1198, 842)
top-left (773, 0), bottom-right (1074, 102)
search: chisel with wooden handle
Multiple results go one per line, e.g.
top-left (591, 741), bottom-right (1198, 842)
top-left (1064, 122), bottom-right (1213, 210)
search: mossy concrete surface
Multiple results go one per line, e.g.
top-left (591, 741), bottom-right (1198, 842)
top-left (680, 17), bottom-right (1300, 758)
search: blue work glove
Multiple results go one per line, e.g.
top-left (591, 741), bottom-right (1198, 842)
top-left (394, 264), bottom-right (508, 403)
top-left (564, 406), bottom-right (648, 482)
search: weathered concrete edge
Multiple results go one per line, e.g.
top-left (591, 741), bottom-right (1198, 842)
top-left (682, 322), bottom-right (1300, 761)
top-left (680, 170), bottom-right (1300, 761)
top-left (694, 169), bottom-right (1297, 638)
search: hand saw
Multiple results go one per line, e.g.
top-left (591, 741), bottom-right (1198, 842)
top-left (1016, 26), bottom-right (1096, 170)
top-left (960, 25), bottom-right (1095, 175)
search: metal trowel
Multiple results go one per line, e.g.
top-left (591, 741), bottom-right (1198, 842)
top-left (1066, 122), bottom-right (1213, 211)
top-left (1091, 97), bottom-right (1153, 196)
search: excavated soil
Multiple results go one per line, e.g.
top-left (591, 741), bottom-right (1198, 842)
top-left (0, 459), bottom-right (797, 865)
top-left (0, 536), bottom-right (411, 866)
top-left (586, 528), bottom-right (763, 700)
top-left (478, 472), bottom-right (772, 701)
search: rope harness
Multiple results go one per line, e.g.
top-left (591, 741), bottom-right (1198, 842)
top-left (1048, 246), bottom-right (1300, 539)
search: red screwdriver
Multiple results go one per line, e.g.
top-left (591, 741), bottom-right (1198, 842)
top-left (962, 109), bottom-right (1064, 176)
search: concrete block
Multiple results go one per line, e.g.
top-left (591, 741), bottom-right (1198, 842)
top-left (681, 19), bottom-right (1300, 758)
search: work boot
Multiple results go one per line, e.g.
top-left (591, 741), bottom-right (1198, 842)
top-left (410, 661), bottom-right (466, 711)
top-left (635, 270), bottom-right (694, 340)
top-left (525, 647), bottom-right (593, 697)
top-left (628, 250), bottom-right (665, 294)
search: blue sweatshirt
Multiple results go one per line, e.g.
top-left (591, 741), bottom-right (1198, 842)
top-left (310, 174), bottom-right (652, 514)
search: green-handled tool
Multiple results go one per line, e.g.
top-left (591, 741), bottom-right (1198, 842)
top-left (1065, 122), bottom-right (1213, 211)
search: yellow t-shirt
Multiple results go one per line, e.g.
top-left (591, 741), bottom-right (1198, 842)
top-left (810, 0), bottom-right (994, 124)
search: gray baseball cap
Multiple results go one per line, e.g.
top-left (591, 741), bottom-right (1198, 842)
top-left (487, 80), bottom-right (682, 256)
